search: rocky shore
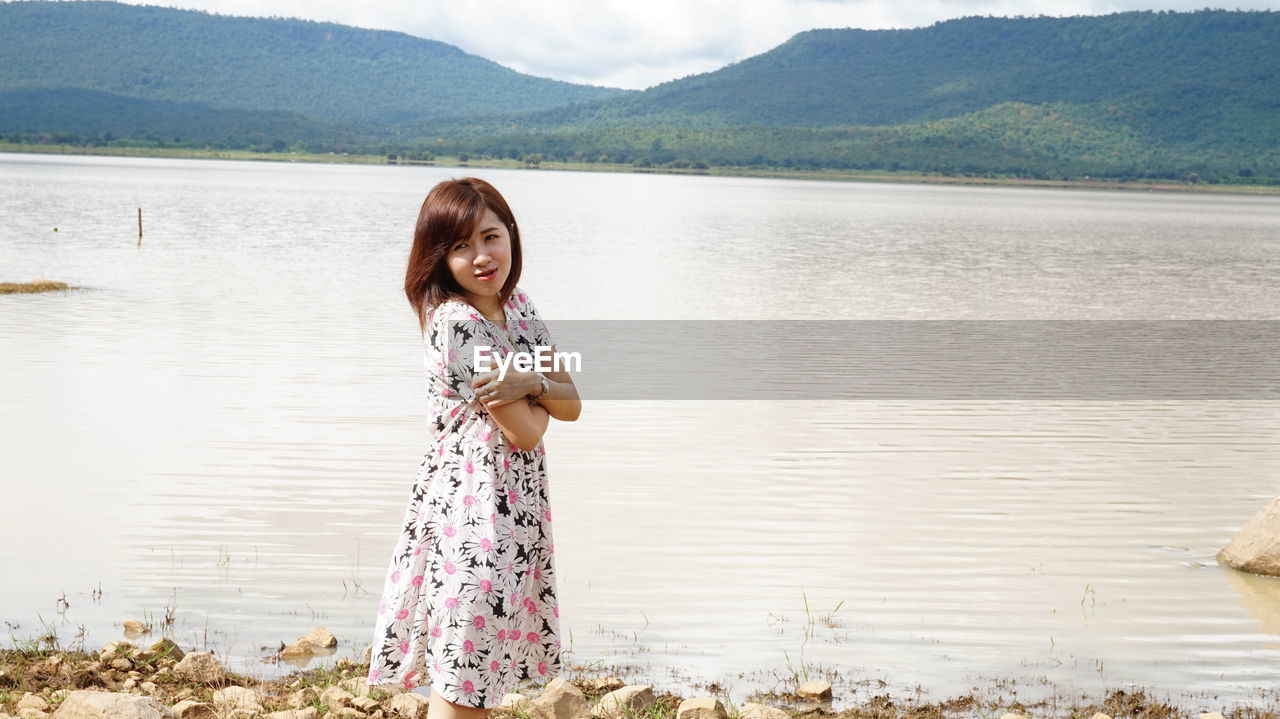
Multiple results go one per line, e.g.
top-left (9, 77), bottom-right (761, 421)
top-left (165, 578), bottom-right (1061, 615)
top-left (0, 629), bottom-right (1263, 719)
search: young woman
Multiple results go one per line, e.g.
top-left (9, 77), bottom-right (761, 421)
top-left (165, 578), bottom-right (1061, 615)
top-left (368, 177), bottom-right (581, 718)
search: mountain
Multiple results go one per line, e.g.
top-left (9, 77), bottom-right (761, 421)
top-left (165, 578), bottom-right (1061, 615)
top-left (407, 10), bottom-right (1277, 181)
top-left (0, 87), bottom-right (356, 148)
top-left (0, 0), bottom-right (628, 127)
top-left (2, 3), bottom-right (1277, 182)
top-left (491, 10), bottom-right (1279, 145)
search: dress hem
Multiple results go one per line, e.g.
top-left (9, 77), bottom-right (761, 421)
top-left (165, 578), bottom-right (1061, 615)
top-left (365, 675), bottom-right (503, 710)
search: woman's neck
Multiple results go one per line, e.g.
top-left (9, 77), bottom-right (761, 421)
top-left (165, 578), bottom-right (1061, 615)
top-left (465, 293), bottom-right (504, 323)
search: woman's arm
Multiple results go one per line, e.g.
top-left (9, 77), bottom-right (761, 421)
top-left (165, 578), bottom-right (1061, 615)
top-left (487, 397), bottom-right (551, 451)
top-left (531, 345), bottom-right (581, 422)
top-left (471, 345), bottom-right (581, 422)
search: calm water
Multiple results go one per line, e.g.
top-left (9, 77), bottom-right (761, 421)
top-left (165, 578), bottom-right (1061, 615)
top-left (2, 153), bottom-right (1279, 709)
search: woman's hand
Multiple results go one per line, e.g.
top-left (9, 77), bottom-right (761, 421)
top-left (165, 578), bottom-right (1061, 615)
top-left (528, 345), bottom-right (581, 422)
top-left (472, 366), bottom-right (541, 409)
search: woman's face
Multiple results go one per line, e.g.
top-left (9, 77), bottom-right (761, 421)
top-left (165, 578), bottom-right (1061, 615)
top-left (446, 207), bottom-right (512, 303)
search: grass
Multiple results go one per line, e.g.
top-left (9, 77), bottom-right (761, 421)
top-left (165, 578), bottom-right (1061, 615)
top-left (777, 591), bottom-right (846, 692)
top-left (0, 280), bottom-right (75, 294)
top-left (6, 614), bottom-right (64, 658)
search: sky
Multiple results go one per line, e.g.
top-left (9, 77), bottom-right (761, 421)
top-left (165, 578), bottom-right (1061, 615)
top-left (109, 0), bottom-right (1280, 89)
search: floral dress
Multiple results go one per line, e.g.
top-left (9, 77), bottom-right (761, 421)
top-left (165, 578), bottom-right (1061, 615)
top-left (368, 287), bottom-right (561, 708)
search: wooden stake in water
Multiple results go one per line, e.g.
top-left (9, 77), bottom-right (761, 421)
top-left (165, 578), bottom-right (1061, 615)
top-left (137, 208), bottom-right (142, 246)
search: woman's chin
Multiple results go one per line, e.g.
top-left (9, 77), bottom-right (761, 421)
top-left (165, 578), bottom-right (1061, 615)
top-left (465, 284), bottom-right (500, 297)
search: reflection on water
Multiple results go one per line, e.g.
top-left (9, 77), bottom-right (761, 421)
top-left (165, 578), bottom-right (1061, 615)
top-left (2, 153), bottom-right (1279, 706)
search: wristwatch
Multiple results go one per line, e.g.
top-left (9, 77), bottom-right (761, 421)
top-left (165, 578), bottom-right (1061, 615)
top-left (531, 373), bottom-right (550, 401)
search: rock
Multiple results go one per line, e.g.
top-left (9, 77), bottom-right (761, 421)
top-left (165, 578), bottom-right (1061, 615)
top-left (360, 646), bottom-right (372, 666)
top-left (1200, 714), bottom-right (1226, 719)
top-left (592, 686), bottom-right (655, 718)
top-left (148, 640), bottom-right (184, 664)
top-left (339, 679), bottom-right (372, 699)
top-left (286, 689), bottom-right (319, 710)
top-left (999, 714), bottom-right (1028, 719)
top-left (99, 643), bottom-right (135, 661)
top-left (371, 687), bottom-right (405, 699)
top-left (122, 622), bottom-right (149, 635)
top-left (350, 698), bottom-right (379, 714)
top-left (18, 711), bottom-right (49, 719)
top-left (264, 710), bottom-right (318, 719)
top-left (738, 704), bottom-right (789, 719)
top-left (795, 681), bottom-right (832, 702)
top-left (169, 702), bottom-right (214, 719)
top-left (529, 678), bottom-right (589, 719)
top-left (676, 698), bottom-right (728, 719)
top-left (52, 691), bottom-right (174, 719)
top-left (280, 640), bottom-right (314, 660)
top-left (139, 685), bottom-right (157, 697)
top-left (121, 680), bottom-right (137, 691)
top-left (226, 710), bottom-right (258, 719)
top-left (1219, 498), bottom-right (1280, 576)
top-left (212, 687), bottom-right (264, 711)
top-left (172, 652), bottom-right (226, 685)
top-left (300, 626), bottom-right (338, 649)
top-left (17, 696), bottom-right (50, 714)
top-left (500, 695), bottom-right (530, 711)
top-left (577, 679), bottom-right (625, 695)
top-left (110, 658), bottom-right (133, 673)
top-left (320, 687), bottom-right (355, 709)
top-left (1091, 713), bottom-right (1112, 719)
top-left (335, 710), bottom-right (364, 719)
top-left (385, 694), bottom-right (429, 719)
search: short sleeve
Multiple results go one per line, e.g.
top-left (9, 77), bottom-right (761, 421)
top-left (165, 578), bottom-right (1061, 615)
top-left (516, 289), bottom-right (554, 348)
top-left (425, 303), bottom-right (502, 406)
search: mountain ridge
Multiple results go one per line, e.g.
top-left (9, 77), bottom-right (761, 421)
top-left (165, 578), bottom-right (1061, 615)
top-left (2, 3), bottom-right (1277, 181)
top-left (0, 0), bottom-right (629, 126)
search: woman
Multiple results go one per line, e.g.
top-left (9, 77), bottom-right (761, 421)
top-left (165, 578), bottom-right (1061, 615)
top-left (368, 177), bottom-right (581, 718)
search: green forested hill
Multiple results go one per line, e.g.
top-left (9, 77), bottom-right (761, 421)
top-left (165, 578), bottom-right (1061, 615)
top-left (0, 88), bottom-right (357, 148)
top-left (413, 9), bottom-right (1279, 181)
top-left (502, 10), bottom-right (1279, 142)
top-left (0, 0), bottom-right (627, 126)
top-left (1, 3), bottom-right (1277, 182)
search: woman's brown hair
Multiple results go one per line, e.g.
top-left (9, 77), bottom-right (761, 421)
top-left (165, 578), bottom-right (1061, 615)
top-left (405, 177), bottom-right (523, 332)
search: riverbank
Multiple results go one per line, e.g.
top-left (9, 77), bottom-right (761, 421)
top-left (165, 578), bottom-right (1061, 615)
top-left (3, 143), bottom-right (1278, 196)
top-left (0, 636), bottom-right (1270, 719)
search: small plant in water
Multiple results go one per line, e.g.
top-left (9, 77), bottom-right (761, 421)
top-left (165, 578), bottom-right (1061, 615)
top-left (782, 647), bottom-right (811, 685)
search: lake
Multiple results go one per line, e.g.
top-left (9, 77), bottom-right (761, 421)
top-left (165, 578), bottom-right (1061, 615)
top-left (1, 152), bottom-right (1279, 709)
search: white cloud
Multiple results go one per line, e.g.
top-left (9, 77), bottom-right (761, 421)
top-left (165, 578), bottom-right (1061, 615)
top-left (109, 0), bottom-right (1280, 89)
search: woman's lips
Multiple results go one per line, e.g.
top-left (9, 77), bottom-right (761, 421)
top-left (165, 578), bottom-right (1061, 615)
top-left (475, 267), bottom-right (498, 281)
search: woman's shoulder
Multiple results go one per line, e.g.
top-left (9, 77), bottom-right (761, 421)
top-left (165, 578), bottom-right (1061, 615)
top-left (509, 285), bottom-right (538, 313)
top-left (423, 299), bottom-right (486, 354)
top-left (428, 297), bottom-right (482, 326)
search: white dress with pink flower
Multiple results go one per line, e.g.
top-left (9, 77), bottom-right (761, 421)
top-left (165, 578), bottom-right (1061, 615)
top-left (368, 287), bottom-right (561, 708)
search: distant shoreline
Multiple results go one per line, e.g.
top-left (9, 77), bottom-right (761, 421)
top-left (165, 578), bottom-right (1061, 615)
top-left (4, 143), bottom-right (1278, 196)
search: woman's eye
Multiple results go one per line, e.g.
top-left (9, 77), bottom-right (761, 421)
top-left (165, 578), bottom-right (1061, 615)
top-left (454, 242), bottom-right (468, 251)
top-left (485, 234), bottom-right (498, 241)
